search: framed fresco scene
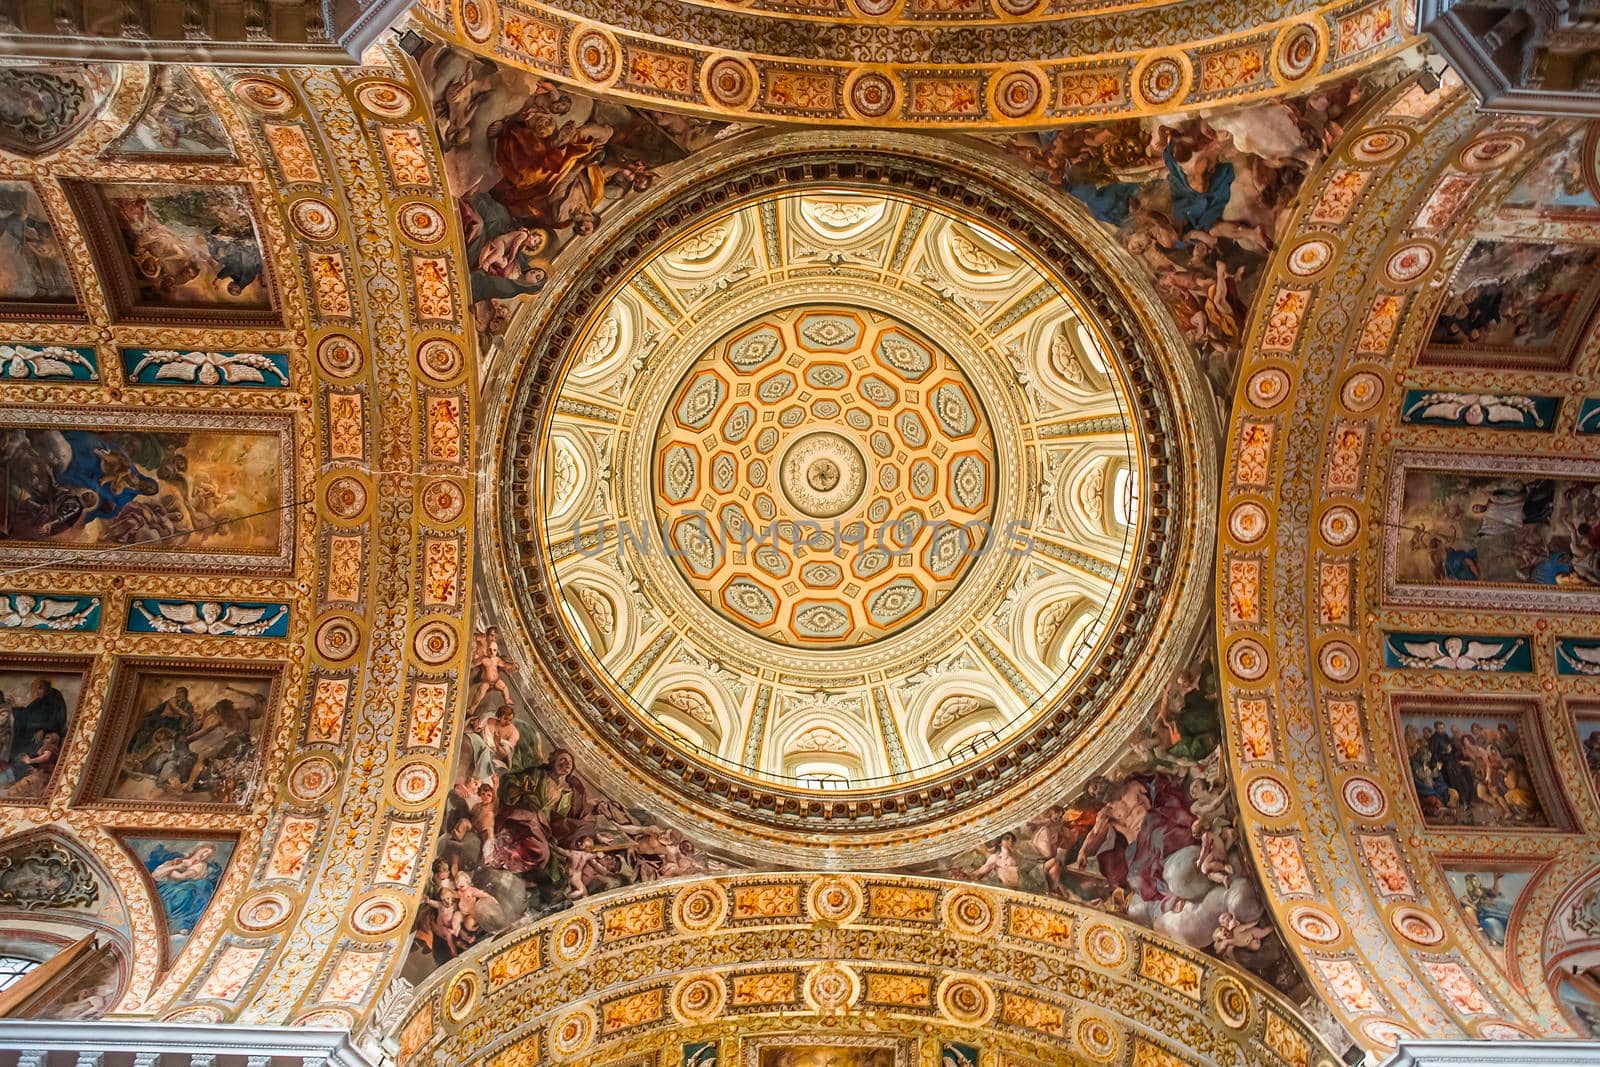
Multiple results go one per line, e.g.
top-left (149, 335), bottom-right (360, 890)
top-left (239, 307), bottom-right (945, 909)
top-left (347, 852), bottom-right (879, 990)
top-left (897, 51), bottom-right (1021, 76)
top-left (79, 659), bottom-right (281, 813)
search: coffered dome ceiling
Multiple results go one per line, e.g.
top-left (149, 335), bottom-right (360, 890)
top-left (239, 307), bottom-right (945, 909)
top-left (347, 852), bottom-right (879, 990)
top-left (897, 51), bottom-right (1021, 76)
top-left (481, 134), bottom-right (1217, 864)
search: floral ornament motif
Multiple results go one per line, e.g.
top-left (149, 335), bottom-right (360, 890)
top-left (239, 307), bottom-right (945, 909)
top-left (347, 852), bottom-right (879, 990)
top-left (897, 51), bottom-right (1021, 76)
top-left (1318, 505), bottom-right (1359, 546)
top-left (1246, 367), bottom-right (1291, 408)
top-left (1082, 923), bottom-right (1129, 969)
top-left (444, 970), bottom-right (482, 1026)
top-left (1384, 242), bottom-right (1435, 283)
top-left (553, 913), bottom-right (597, 963)
top-left (1339, 371), bottom-right (1384, 411)
top-left (550, 1006), bottom-right (596, 1055)
top-left (354, 81), bottom-right (417, 119)
top-left (804, 962), bottom-right (859, 1013)
top-left (848, 72), bottom-right (898, 119)
top-left (1390, 907), bottom-right (1445, 946)
top-left (1076, 1014), bottom-right (1120, 1059)
top-left (1340, 777), bottom-right (1387, 819)
top-left (1246, 775), bottom-right (1291, 818)
top-left (289, 197), bottom-right (341, 241)
top-left (289, 756), bottom-right (339, 802)
top-left (236, 892), bottom-right (293, 932)
top-left (703, 57), bottom-right (758, 109)
top-left (674, 883), bottom-right (729, 932)
top-left (1316, 640), bottom-right (1359, 682)
top-left (808, 876), bottom-right (864, 924)
top-left (1288, 905), bottom-right (1343, 944)
top-left (124, 349), bottom-right (288, 387)
top-left (1348, 128), bottom-right (1409, 164)
top-left (324, 475), bottom-right (368, 520)
top-left (412, 620), bottom-right (459, 665)
top-left (423, 479), bottom-right (466, 523)
top-left (316, 616), bottom-right (362, 662)
top-left (572, 29), bottom-right (621, 85)
top-left (1228, 501), bottom-right (1269, 543)
top-left (1286, 237), bottom-right (1334, 277)
top-left (417, 339), bottom-right (465, 381)
top-left (316, 334), bottom-right (363, 377)
top-left (230, 76), bottom-right (296, 114)
top-left (460, 0), bottom-right (496, 41)
top-left (399, 202), bottom-right (447, 244)
top-left (1227, 637), bottom-right (1269, 680)
top-left (394, 761), bottom-right (441, 804)
top-left (1212, 976), bottom-right (1250, 1029)
top-left (942, 888), bottom-right (997, 937)
top-left (1275, 21), bottom-right (1322, 80)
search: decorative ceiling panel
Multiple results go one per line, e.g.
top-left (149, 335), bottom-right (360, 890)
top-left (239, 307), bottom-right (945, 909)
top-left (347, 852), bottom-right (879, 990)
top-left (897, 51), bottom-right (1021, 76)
top-left (480, 133), bottom-right (1218, 865)
top-left (1218, 67), bottom-right (1600, 1049)
top-left (0, 53), bottom-right (475, 1028)
top-left (393, 872), bottom-right (1342, 1067)
top-left (409, 0), bottom-right (1415, 127)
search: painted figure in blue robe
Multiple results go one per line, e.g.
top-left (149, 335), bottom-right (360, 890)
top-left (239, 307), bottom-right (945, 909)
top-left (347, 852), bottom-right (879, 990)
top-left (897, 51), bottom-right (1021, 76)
top-left (0, 428), bottom-right (160, 540)
top-left (1163, 141), bottom-right (1235, 234)
top-left (144, 842), bottom-right (225, 934)
top-left (1459, 873), bottom-right (1513, 946)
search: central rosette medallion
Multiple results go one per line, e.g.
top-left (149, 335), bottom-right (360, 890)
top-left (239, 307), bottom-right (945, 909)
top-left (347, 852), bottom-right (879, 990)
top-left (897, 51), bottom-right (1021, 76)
top-left (652, 306), bottom-right (996, 647)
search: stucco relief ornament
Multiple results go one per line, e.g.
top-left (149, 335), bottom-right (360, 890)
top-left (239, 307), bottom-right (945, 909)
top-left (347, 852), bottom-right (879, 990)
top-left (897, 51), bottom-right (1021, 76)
top-left (848, 72), bottom-right (898, 118)
top-left (0, 64), bottom-right (119, 156)
top-left (0, 594), bottom-right (98, 630)
top-left (704, 57), bottom-right (758, 109)
top-left (126, 350), bottom-right (288, 386)
top-left (994, 69), bottom-right (1043, 119)
top-left (0, 841), bottom-right (98, 911)
top-left (1384, 242), bottom-right (1435, 283)
top-left (804, 962), bottom-right (858, 1014)
top-left (1138, 57), bottom-right (1185, 105)
top-left (133, 600), bottom-right (287, 636)
top-left (0, 345), bottom-right (96, 379)
top-left (1275, 22), bottom-right (1321, 80)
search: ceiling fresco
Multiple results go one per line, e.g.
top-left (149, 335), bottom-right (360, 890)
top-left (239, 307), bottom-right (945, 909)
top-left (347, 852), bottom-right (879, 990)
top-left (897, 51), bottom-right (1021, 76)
top-left (0, 56), bottom-right (475, 1028)
top-left (0, 5), bottom-right (1598, 1064)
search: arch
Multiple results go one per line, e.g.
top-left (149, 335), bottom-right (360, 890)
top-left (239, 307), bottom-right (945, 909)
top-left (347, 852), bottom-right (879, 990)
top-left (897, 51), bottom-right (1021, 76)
top-left (393, 873), bottom-right (1342, 1067)
top-left (639, 667), bottom-right (744, 761)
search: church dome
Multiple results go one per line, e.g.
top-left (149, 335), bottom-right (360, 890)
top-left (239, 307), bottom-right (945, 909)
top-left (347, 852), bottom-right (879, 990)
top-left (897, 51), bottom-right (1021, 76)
top-left (480, 132), bottom-right (1217, 865)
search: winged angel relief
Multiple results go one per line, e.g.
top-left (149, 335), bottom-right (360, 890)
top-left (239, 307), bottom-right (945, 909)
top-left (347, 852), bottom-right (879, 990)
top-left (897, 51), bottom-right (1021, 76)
top-left (133, 600), bottom-right (286, 637)
top-left (0, 594), bottom-right (97, 630)
top-left (1385, 636), bottom-right (1526, 671)
top-left (1401, 392), bottom-right (1547, 428)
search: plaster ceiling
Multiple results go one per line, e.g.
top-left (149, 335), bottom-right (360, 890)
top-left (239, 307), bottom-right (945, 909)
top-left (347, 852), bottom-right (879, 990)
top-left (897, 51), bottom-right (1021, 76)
top-left (0, 56), bottom-right (473, 1028)
top-left (537, 189), bottom-right (1146, 792)
top-left (3, 17), bottom-right (1600, 1065)
top-left (410, 0), bottom-right (1416, 126)
top-left (483, 133), bottom-right (1218, 866)
top-left (394, 872), bottom-right (1342, 1067)
top-left (1218, 81), bottom-right (1600, 1048)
